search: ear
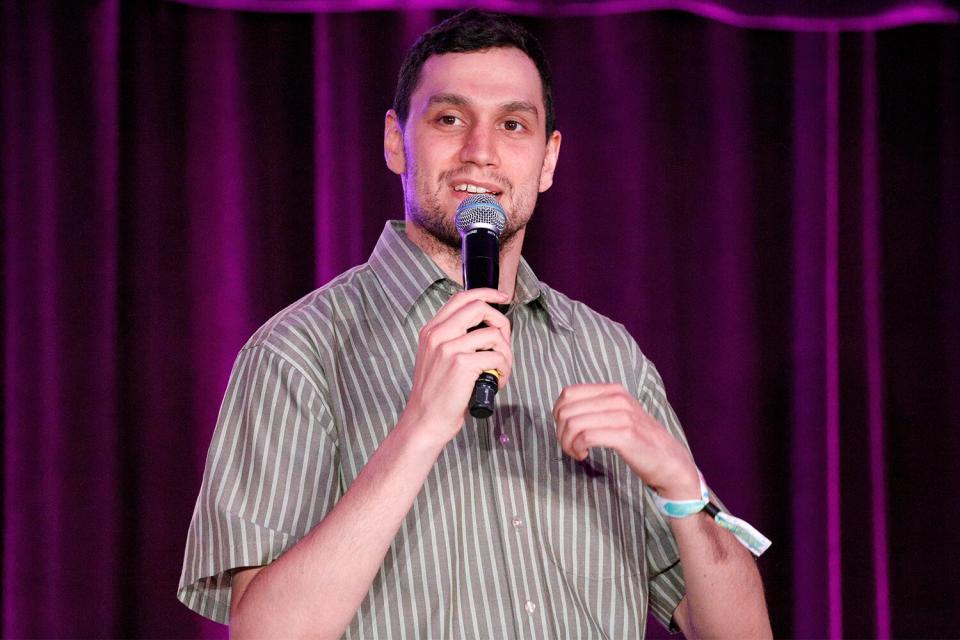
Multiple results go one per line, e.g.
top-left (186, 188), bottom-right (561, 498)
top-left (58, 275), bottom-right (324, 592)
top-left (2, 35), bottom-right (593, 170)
top-left (538, 130), bottom-right (562, 193)
top-left (384, 110), bottom-right (406, 176)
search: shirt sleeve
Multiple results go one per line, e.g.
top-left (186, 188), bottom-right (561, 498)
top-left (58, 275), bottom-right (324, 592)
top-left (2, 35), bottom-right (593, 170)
top-left (177, 344), bottom-right (340, 624)
top-left (635, 356), bottom-right (692, 633)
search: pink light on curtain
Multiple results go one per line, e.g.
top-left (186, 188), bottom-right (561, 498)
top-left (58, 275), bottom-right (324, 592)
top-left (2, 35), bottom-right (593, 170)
top-left (185, 10), bottom-right (254, 476)
top-left (162, 0), bottom-right (960, 31)
top-left (861, 30), bottom-right (892, 640)
top-left (34, 4), bottom-right (69, 630)
top-left (824, 28), bottom-right (843, 640)
top-left (313, 14), bottom-right (368, 285)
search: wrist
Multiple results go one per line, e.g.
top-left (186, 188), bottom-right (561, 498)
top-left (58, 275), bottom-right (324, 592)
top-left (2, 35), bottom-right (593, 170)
top-left (654, 462), bottom-right (702, 500)
top-left (393, 410), bottom-right (455, 456)
top-left (654, 467), bottom-right (773, 557)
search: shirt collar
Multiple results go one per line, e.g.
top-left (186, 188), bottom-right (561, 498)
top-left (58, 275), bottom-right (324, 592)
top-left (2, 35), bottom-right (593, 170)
top-left (368, 220), bottom-right (573, 331)
top-left (368, 220), bottom-right (448, 316)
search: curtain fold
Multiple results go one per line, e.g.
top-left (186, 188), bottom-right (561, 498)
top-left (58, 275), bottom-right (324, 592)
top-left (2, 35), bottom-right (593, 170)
top-left (3, 1), bottom-right (123, 635)
top-left (3, 1), bottom-right (958, 637)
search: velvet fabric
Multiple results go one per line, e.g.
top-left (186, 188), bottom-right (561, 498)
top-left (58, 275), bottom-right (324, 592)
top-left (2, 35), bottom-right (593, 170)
top-left (3, 1), bottom-right (958, 637)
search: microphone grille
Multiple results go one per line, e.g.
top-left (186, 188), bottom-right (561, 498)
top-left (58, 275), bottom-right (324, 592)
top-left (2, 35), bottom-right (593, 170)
top-left (455, 194), bottom-right (507, 238)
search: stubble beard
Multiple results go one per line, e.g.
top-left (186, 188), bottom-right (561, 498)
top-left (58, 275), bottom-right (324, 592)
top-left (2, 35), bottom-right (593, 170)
top-left (404, 164), bottom-right (538, 255)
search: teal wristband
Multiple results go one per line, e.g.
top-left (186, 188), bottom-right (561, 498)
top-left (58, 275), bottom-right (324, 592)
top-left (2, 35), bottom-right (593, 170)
top-left (653, 470), bottom-right (772, 557)
top-left (652, 471), bottom-right (711, 517)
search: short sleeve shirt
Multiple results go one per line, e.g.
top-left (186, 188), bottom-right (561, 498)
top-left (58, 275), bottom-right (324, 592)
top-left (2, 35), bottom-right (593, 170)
top-left (178, 221), bottom-right (694, 638)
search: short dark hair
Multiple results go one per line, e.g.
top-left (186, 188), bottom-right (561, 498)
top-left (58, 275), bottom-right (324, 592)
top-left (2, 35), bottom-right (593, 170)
top-left (392, 9), bottom-right (556, 136)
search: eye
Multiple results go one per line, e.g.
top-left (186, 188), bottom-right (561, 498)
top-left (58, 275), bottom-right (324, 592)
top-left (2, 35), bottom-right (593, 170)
top-left (437, 114), bottom-right (464, 126)
top-left (502, 119), bottom-right (527, 133)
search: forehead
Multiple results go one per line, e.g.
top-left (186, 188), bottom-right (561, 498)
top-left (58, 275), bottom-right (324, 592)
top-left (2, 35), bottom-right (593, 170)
top-left (411, 47), bottom-right (544, 113)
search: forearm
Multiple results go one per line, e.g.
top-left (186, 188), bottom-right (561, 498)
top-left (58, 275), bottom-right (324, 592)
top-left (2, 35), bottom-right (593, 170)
top-left (230, 421), bottom-right (444, 639)
top-left (670, 513), bottom-right (771, 639)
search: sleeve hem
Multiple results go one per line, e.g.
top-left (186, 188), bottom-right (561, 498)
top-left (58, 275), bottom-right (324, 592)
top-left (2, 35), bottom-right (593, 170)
top-left (648, 558), bottom-right (686, 633)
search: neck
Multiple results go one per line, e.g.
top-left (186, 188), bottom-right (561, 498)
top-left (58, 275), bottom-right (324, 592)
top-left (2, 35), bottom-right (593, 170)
top-left (405, 221), bottom-right (525, 301)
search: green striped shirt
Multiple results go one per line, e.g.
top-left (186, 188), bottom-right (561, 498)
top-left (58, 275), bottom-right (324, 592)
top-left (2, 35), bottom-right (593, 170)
top-left (178, 220), bottom-right (692, 637)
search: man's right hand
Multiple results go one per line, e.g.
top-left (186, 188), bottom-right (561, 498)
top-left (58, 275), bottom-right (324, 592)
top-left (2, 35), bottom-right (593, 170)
top-left (400, 288), bottom-right (513, 445)
top-left (231, 287), bottom-right (513, 639)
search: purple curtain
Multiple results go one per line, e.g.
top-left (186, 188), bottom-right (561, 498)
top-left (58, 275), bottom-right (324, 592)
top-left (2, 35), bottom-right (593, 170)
top-left (3, 1), bottom-right (958, 637)
top-left (167, 0), bottom-right (960, 30)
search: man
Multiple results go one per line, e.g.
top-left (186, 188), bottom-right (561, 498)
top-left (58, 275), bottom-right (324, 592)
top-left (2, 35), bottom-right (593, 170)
top-left (178, 10), bottom-right (771, 638)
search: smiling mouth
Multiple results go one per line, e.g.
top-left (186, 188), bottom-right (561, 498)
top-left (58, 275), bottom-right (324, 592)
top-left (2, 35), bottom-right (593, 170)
top-left (452, 183), bottom-right (502, 197)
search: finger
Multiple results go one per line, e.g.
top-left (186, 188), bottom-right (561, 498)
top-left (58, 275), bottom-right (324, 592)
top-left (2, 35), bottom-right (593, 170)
top-left (425, 299), bottom-right (511, 346)
top-left (455, 350), bottom-right (513, 389)
top-left (443, 325), bottom-right (512, 354)
top-left (553, 392), bottom-right (635, 429)
top-left (430, 288), bottom-right (510, 327)
top-left (553, 383), bottom-right (626, 416)
top-left (570, 426), bottom-right (633, 461)
top-left (440, 327), bottom-right (513, 380)
top-left (557, 410), bottom-right (634, 459)
top-left (445, 298), bottom-right (511, 338)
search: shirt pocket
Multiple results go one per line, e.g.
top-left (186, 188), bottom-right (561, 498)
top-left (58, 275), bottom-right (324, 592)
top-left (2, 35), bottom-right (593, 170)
top-left (526, 424), bottom-right (646, 581)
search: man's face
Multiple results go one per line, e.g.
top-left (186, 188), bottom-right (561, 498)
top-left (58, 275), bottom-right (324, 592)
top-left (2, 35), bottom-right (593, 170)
top-left (385, 47), bottom-right (562, 250)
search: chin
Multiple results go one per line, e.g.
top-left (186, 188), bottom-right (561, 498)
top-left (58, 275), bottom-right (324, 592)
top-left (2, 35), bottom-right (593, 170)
top-left (409, 210), bottom-right (461, 251)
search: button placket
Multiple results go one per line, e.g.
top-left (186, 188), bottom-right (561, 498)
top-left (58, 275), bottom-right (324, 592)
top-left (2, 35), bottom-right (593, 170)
top-left (486, 404), bottom-right (527, 637)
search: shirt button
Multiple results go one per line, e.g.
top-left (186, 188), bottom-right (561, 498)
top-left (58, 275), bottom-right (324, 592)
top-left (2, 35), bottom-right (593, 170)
top-left (511, 516), bottom-right (523, 529)
top-left (498, 433), bottom-right (510, 445)
top-left (524, 600), bottom-right (536, 614)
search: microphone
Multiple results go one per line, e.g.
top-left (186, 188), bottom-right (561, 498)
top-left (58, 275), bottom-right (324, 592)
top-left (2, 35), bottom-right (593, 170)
top-left (454, 194), bottom-right (508, 419)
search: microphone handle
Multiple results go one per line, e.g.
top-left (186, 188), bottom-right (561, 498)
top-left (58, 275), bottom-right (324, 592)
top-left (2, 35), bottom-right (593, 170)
top-left (469, 372), bottom-right (499, 419)
top-left (462, 228), bottom-right (501, 419)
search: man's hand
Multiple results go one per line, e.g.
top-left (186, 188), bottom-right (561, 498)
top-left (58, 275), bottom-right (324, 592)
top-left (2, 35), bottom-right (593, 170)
top-left (401, 288), bottom-right (513, 445)
top-left (553, 383), bottom-right (772, 639)
top-left (230, 288), bottom-right (514, 639)
top-left (552, 383), bottom-right (699, 499)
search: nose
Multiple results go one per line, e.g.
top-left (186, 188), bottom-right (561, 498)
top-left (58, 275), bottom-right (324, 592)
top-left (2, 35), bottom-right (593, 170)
top-left (459, 124), bottom-right (498, 167)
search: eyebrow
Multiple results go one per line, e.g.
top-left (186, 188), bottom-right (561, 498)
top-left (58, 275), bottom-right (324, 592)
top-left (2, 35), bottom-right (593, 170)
top-left (427, 93), bottom-right (541, 121)
top-left (428, 93), bottom-right (470, 108)
top-left (500, 100), bottom-right (540, 119)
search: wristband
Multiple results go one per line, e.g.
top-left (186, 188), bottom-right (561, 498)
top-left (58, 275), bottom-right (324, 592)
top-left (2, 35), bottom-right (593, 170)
top-left (653, 471), bottom-right (772, 557)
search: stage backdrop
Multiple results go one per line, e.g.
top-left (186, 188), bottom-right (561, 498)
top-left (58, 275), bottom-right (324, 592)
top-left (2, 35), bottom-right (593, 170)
top-left (3, 0), bottom-right (959, 637)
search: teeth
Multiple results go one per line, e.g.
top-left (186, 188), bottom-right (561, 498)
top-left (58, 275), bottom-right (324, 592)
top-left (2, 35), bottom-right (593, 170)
top-left (454, 183), bottom-right (495, 194)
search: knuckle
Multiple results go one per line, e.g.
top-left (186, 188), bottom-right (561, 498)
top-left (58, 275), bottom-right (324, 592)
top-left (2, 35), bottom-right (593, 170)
top-left (438, 341), bottom-right (455, 358)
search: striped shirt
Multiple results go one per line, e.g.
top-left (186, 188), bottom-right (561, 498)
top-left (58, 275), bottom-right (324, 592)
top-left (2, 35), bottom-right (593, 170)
top-left (178, 220), bottom-right (693, 638)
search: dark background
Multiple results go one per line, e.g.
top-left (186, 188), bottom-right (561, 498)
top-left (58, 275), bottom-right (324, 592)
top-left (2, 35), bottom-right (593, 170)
top-left (3, 0), bottom-right (959, 637)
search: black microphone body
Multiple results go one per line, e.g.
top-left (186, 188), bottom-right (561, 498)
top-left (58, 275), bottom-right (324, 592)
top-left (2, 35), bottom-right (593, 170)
top-left (462, 226), bottom-right (500, 292)
top-left (455, 194), bottom-right (508, 419)
top-left (462, 226), bottom-right (501, 418)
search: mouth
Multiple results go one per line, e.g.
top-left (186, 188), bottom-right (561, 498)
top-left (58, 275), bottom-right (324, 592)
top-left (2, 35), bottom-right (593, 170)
top-left (450, 181), bottom-right (503, 199)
